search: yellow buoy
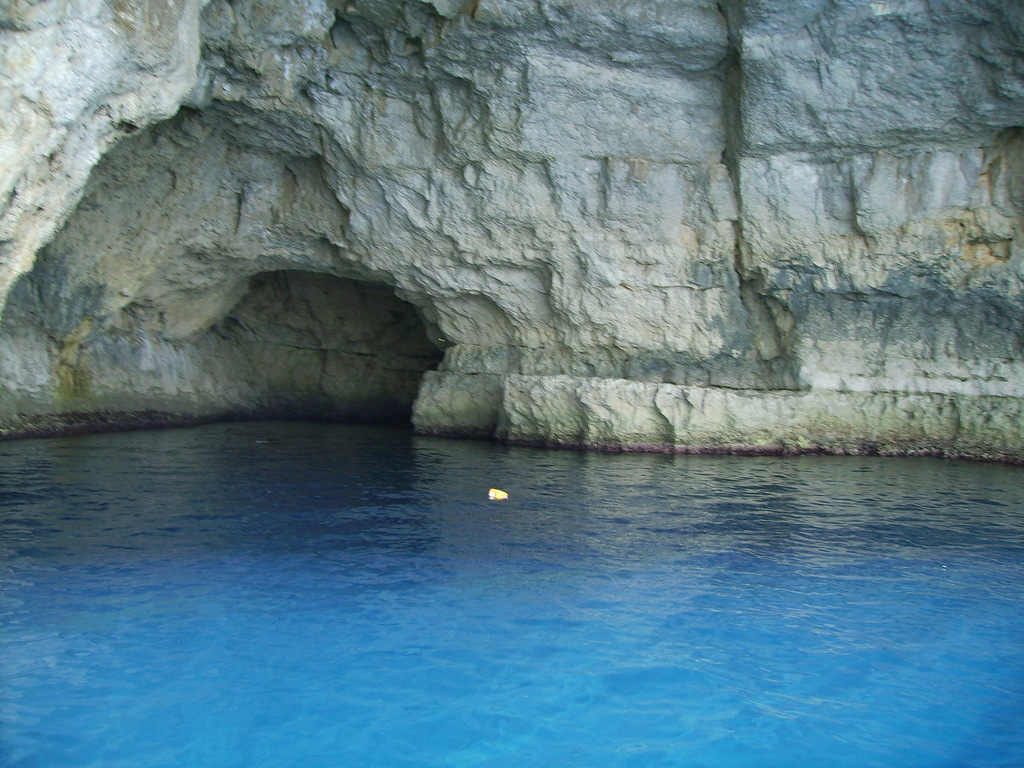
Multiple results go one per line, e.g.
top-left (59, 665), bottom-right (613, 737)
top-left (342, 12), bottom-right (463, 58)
top-left (488, 488), bottom-right (509, 500)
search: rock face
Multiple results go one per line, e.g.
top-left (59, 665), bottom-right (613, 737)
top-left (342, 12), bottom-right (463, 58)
top-left (1, 0), bottom-right (1022, 459)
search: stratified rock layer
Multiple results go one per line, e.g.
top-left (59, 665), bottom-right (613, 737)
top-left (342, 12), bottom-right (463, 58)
top-left (1, 0), bottom-right (1022, 459)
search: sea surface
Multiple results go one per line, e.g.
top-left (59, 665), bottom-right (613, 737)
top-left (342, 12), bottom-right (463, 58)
top-left (1, 421), bottom-right (1023, 767)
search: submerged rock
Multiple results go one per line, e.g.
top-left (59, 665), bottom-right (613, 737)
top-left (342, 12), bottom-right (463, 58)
top-left (0, 0), bottom-right (1022, 459)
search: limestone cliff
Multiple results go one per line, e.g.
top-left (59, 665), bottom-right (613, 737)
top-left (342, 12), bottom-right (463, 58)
top-left (1, 0), bottom-right (1022, 459)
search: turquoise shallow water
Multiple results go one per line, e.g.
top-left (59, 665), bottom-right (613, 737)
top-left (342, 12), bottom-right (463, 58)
top-left (1, 422), bottom-right (1023, 767)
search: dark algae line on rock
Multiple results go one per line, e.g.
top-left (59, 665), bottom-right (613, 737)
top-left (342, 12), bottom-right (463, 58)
top-left (1, 1), bottom-right (1022, 460)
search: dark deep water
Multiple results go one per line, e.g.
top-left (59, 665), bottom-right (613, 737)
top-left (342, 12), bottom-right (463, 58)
top-left (1, 421), bottom-right (1022, 767)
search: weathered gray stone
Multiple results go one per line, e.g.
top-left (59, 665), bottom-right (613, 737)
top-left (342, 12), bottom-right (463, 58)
top-left (0, 0), bottom-right (206, 304)
top-left (0, 0), bottom-right (1021, 460)
top-left (496, 374), bottom-right (1024, 461)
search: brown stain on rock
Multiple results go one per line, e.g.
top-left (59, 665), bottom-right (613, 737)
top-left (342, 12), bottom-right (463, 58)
top-left (54, 318), bottom-right (94, 402)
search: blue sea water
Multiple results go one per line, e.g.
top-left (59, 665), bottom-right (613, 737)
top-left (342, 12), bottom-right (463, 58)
top-left (1, 422), bottom-right (1023, 768)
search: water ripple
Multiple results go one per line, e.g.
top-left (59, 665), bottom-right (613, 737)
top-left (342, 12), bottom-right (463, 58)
top-left (1, 422), bottom-right (1023, 767)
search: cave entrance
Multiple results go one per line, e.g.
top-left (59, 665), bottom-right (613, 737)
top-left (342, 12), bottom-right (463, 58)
top-left (0, 103), bottom-right (449, 436)
top-left (214, 270), bottom-right (444, 425)
top-left (0, 263), bottom-right (447, 434)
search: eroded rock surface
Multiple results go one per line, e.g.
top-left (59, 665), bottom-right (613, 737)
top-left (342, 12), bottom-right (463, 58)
top-left (1, 0), bottom-right (1022, 458)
